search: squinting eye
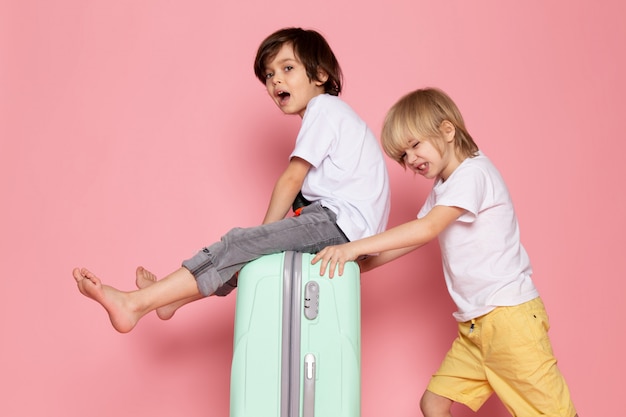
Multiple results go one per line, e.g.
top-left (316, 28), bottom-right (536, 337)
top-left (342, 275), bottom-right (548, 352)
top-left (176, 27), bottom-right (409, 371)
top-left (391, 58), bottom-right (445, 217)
top-left (400, 152), bottom-right (407, 160)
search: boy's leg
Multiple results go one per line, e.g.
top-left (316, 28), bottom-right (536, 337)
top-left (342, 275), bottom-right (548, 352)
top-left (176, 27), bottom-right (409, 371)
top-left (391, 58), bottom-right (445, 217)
top-left (420, 390), bottom-right (453, 417)
top-left (481, 298), bottom-right (577, 417)
top-left (425, 320), bottom-right (494, 413)
top-left (184, 203), bottom-right (347, 297)
top-left (104, 203), bottom-right (344, 323)
top-left (135, 266), bottom-right (204, 320)
top-left (73, 266), bottom-right (200, 333)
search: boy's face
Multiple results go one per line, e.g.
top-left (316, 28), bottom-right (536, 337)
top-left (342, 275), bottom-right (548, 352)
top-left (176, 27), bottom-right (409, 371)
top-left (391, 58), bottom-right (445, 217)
top-left (401, 132), bottom-right (461, 181)
top-left (262, 43), bottom-right (327, 118)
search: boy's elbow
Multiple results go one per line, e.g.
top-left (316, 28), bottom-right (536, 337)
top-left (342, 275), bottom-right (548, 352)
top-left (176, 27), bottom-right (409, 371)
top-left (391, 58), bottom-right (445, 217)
top-left (357, 257), bottom-right (375, 273)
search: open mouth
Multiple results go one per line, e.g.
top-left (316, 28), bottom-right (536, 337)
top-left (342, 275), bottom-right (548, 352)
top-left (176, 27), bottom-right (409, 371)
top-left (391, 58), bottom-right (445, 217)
top-left (277, 90), bottom-right (290, 104)
top-left (415, 162), bottom-right (428, 174)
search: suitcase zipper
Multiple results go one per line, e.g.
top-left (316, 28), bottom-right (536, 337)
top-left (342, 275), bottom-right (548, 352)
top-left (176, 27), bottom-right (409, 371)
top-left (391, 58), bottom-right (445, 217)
top-left (281, 252), bottom-right (303, 417)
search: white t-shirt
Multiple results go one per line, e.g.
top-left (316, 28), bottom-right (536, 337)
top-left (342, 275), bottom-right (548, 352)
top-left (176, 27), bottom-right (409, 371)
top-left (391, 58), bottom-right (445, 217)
top-left (290, 94), bottom-right (390, 241)
top-left (418, 152), bottom-right (539, 322)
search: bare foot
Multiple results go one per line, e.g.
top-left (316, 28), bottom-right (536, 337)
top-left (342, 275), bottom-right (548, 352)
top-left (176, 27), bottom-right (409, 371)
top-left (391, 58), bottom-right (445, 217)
top-left (135, 266), bottom-right (157, 289)
top-left (135, 266), bottom-right (181, 321)
top-left (73, 267), bottom-right (142, 333)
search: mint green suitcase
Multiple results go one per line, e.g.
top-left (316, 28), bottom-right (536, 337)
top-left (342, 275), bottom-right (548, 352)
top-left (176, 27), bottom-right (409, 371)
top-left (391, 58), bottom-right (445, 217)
top-left (230, 251), bottom-right (361, 417)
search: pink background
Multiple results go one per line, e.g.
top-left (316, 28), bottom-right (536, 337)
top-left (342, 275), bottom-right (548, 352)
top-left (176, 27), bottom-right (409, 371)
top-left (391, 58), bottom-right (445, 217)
top-left (1, 1), bottom-right (624, 416)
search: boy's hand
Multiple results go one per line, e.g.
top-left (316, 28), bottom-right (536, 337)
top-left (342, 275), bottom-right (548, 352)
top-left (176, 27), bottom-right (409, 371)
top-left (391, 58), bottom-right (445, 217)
top-left (312, 243), bottom-right (358, 278)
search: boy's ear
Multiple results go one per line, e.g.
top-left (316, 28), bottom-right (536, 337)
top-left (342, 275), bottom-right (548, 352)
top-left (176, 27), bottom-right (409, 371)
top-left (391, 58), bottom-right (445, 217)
top-left (440, 120), bottom-right (456, 142)
top-left (315, 67), bottom-right (329, 85)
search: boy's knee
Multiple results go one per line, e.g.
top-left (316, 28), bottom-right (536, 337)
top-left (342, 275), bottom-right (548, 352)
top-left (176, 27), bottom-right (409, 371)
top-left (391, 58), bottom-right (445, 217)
top-left (420, 390), bottom-right (452, 417)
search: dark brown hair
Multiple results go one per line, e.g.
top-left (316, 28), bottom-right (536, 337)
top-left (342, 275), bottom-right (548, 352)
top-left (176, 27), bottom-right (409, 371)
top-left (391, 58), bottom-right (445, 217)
top-left (254, 28), bottom-right (342, 96)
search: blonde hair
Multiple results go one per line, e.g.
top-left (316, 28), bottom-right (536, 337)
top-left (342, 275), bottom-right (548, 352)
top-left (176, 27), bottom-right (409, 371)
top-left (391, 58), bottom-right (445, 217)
top-left (381, 88), bottom-right (479, 167)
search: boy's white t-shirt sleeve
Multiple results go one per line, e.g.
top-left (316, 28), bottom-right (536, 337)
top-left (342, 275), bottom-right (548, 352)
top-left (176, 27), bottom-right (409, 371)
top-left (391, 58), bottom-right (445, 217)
top-left (291, 102), bottom-right (334, 168)
top-left (418, 163), bottom-right (487, 221)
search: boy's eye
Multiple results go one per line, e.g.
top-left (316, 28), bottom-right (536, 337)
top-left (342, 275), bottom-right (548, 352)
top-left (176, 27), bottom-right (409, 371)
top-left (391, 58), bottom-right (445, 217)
top-left (284, 65), bottom-right (293, 72)
top-left (400, 140), bottom-right (419, 160)
top-left (265, 72), bottom-right (274, 80)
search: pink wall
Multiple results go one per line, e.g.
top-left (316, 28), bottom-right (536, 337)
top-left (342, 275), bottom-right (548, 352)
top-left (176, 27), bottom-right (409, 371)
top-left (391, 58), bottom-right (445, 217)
top-left (1, 1), bottom-right (623, 416)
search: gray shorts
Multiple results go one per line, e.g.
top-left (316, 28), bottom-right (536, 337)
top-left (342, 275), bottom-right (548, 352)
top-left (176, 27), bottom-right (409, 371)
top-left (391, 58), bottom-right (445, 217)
top-left (182, 203), bottom-right (349, 296)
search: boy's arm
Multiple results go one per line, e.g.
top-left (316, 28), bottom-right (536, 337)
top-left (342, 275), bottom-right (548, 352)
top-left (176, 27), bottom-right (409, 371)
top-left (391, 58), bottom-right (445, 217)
top-left (313, 205), bottom-right (465, 277)
top-left (262, 157), bottom-right (311, 224)
top-left (358, 245), bottom-right (420, 272)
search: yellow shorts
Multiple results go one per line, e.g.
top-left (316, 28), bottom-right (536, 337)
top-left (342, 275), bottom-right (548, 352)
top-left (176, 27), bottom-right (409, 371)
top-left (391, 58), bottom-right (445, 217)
top-left (427, 297), bottom-right (577, 416)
